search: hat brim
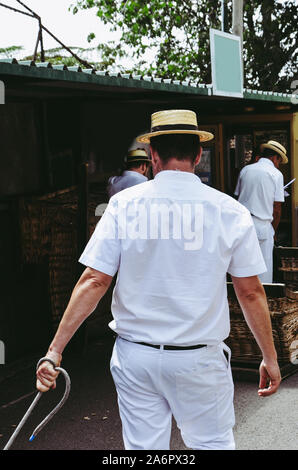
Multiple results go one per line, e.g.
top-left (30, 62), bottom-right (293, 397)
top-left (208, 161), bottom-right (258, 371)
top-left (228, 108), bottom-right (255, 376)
top-left (136, 129), bottom-right (214, 144)
top-left (126, 158), bottom-right (151, 164)
top-left (260, 143), bottom-right (288, 164)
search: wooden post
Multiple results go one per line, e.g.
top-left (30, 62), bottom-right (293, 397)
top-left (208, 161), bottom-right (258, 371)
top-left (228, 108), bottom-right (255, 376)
top-left (232, 0), bottom-right (244, 85)
top-left (39, 19), bottom-right (45, 62)
top-left (33, 28), bottom-right (41, 61)
top-left (232, 0), bottom-right (243, 51)
top-left (291, 113), bottom-right (298, 246)
top-left (221, 0), bottom-right (229, 32)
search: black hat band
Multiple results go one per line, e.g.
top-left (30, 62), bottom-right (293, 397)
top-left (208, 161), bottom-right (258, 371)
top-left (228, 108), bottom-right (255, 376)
top-left (151, 124), bottom-right (199, 132)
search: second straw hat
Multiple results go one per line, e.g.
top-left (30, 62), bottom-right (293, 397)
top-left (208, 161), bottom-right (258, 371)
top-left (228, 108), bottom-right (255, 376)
top-left (125, 148), bottom-right (151, 164)
top-left (260, 140), bottom-right (288, 164)
top-left (137, 109), bottom-right (214, 143)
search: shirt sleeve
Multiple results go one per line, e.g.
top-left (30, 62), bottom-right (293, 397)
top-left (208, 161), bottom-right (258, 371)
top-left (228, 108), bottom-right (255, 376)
top-left (234, 173), bottom-right (241, 196)
top-left (228, 209), bottom-right (267, 277)
top-left (78, 199), bottom-right (121, 276)
top-left (274, 171), bottom-right (285, 202)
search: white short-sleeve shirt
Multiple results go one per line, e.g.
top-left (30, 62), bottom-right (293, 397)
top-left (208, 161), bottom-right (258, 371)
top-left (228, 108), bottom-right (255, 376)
top-left (107, 170), bottom-right (148, 198)
top-left (80, 170), bottom-right (266, 346)
top-left (234, 158), bottom-right (284, 221)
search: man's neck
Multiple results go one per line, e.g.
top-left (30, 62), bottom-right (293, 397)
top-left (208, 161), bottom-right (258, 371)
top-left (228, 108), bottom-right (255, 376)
top-left (159, 159), bottom-right (195, 173)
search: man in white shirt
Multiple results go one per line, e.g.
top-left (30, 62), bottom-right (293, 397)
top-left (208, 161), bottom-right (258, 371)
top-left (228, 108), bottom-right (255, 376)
top-left (36, 110), bottom-right (281, 451)
top-left (234, 140), bottom-right (288, 283)
top-left (107, 148), bottom-right (151, 198)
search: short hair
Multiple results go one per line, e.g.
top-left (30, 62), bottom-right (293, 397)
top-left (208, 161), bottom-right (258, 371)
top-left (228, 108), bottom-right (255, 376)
top-left (150, 134), bottom-right (201, 164)
top-left (126, 160), bottom-right (149, 170)
top-left (261, 148), bottom-right (281, 160)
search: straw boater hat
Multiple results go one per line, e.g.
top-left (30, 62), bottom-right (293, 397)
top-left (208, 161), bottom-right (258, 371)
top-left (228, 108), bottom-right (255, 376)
top-left (260, 140), bottom-right (288, 164)
top-left (136, 109), bottom-right (214, 143)
top-left (125, 148), bottom-right (151, 165)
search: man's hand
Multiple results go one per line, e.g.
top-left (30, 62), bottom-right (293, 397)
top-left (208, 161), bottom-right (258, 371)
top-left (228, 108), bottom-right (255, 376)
top-left (258, 359), bottom-right (281, 397)
top-left (231, 275), bottom-right (282, 397)
top-left (36, 351), bottom-right (62, 393)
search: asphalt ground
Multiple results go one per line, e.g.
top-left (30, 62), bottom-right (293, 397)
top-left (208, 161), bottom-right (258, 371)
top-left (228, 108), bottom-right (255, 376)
top-left (0, 338), bottom-right (297, 461)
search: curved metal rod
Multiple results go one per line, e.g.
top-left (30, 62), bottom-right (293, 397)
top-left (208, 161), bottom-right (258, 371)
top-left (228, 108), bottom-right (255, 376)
top-left (3, 357), bottom-right (71, 450)
top-left (3, 392), bottom-right (43, 450)
top-left (29, 366), bottom-right (71, 441)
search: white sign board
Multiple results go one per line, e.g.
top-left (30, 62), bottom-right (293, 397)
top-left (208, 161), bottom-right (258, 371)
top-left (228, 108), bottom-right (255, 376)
top-left (210, 28), bottom-right (243, 98)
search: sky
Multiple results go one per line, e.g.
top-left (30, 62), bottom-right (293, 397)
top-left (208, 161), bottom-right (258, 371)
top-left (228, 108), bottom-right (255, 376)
top-left (0, 0), bottom-right (117, 60)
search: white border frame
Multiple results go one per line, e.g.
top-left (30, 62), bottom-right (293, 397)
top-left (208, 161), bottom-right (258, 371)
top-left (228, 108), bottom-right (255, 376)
top-left (210, 28), bottom-right (243, 98)
top-left (0, 80), bottom-right (5, 104)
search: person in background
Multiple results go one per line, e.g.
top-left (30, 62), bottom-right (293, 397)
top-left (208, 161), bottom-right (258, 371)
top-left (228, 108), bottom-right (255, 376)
top-left (234, 140), bottom-right (288, 283)
top-left (107, 148), bottom-right (151, 198)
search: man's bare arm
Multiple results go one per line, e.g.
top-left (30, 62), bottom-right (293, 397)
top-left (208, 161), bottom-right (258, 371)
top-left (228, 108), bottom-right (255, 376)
top-left (231, 275), bottom-right (281, 397)
top-left (36, 267), bottom-right (113, 392)
top-left (272, 201), bottom-right (282, 233)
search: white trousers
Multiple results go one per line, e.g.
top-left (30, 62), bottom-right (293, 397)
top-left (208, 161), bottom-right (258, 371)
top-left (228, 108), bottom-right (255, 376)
top-left (110, 337), bottom-right (235, 450)
top-left (252, 216), bottom-right (274, 283)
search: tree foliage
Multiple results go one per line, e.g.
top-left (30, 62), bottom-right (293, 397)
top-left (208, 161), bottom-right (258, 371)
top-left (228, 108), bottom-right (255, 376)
top-left (0, 46), bottom-right (24, 58)
top-left (244, 0), bottom-right (297, 92)
top-left (70, 0), bottom-right (297, 92)
top-left (0, 45), bottom-right (102, 69)
top-left (23, 46), bottom-right (97, 67)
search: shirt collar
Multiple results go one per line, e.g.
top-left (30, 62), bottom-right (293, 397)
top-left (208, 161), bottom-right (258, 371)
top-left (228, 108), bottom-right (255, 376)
top-left (123, 170), bottom-right (147, 180)
top-left (154, 170), bottom-right (201, 183)
top-left (258, 158), bottom-right (275, 168)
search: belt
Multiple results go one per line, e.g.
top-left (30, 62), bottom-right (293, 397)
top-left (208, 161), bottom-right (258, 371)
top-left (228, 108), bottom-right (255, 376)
top-left (120, 337), bottom-right (206, 351)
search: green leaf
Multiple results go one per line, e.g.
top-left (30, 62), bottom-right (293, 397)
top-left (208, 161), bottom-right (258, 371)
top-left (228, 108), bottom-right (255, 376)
top-left (87, 32), bottom-right (96, 43)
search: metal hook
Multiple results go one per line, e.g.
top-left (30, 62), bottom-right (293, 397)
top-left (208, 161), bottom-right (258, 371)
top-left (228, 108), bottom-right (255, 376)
top-left (3, 357), bottom-right (71, 450)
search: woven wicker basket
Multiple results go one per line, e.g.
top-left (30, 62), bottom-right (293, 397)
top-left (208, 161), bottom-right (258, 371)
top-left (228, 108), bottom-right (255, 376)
top-left (227, 288), bottom-right (298, 365)
top-left (19, 188), bottom-right (78, 328)
top-left (19, 185), bottom-right (109, 329)
top-left (276, 247), bottom-right (298, 291)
